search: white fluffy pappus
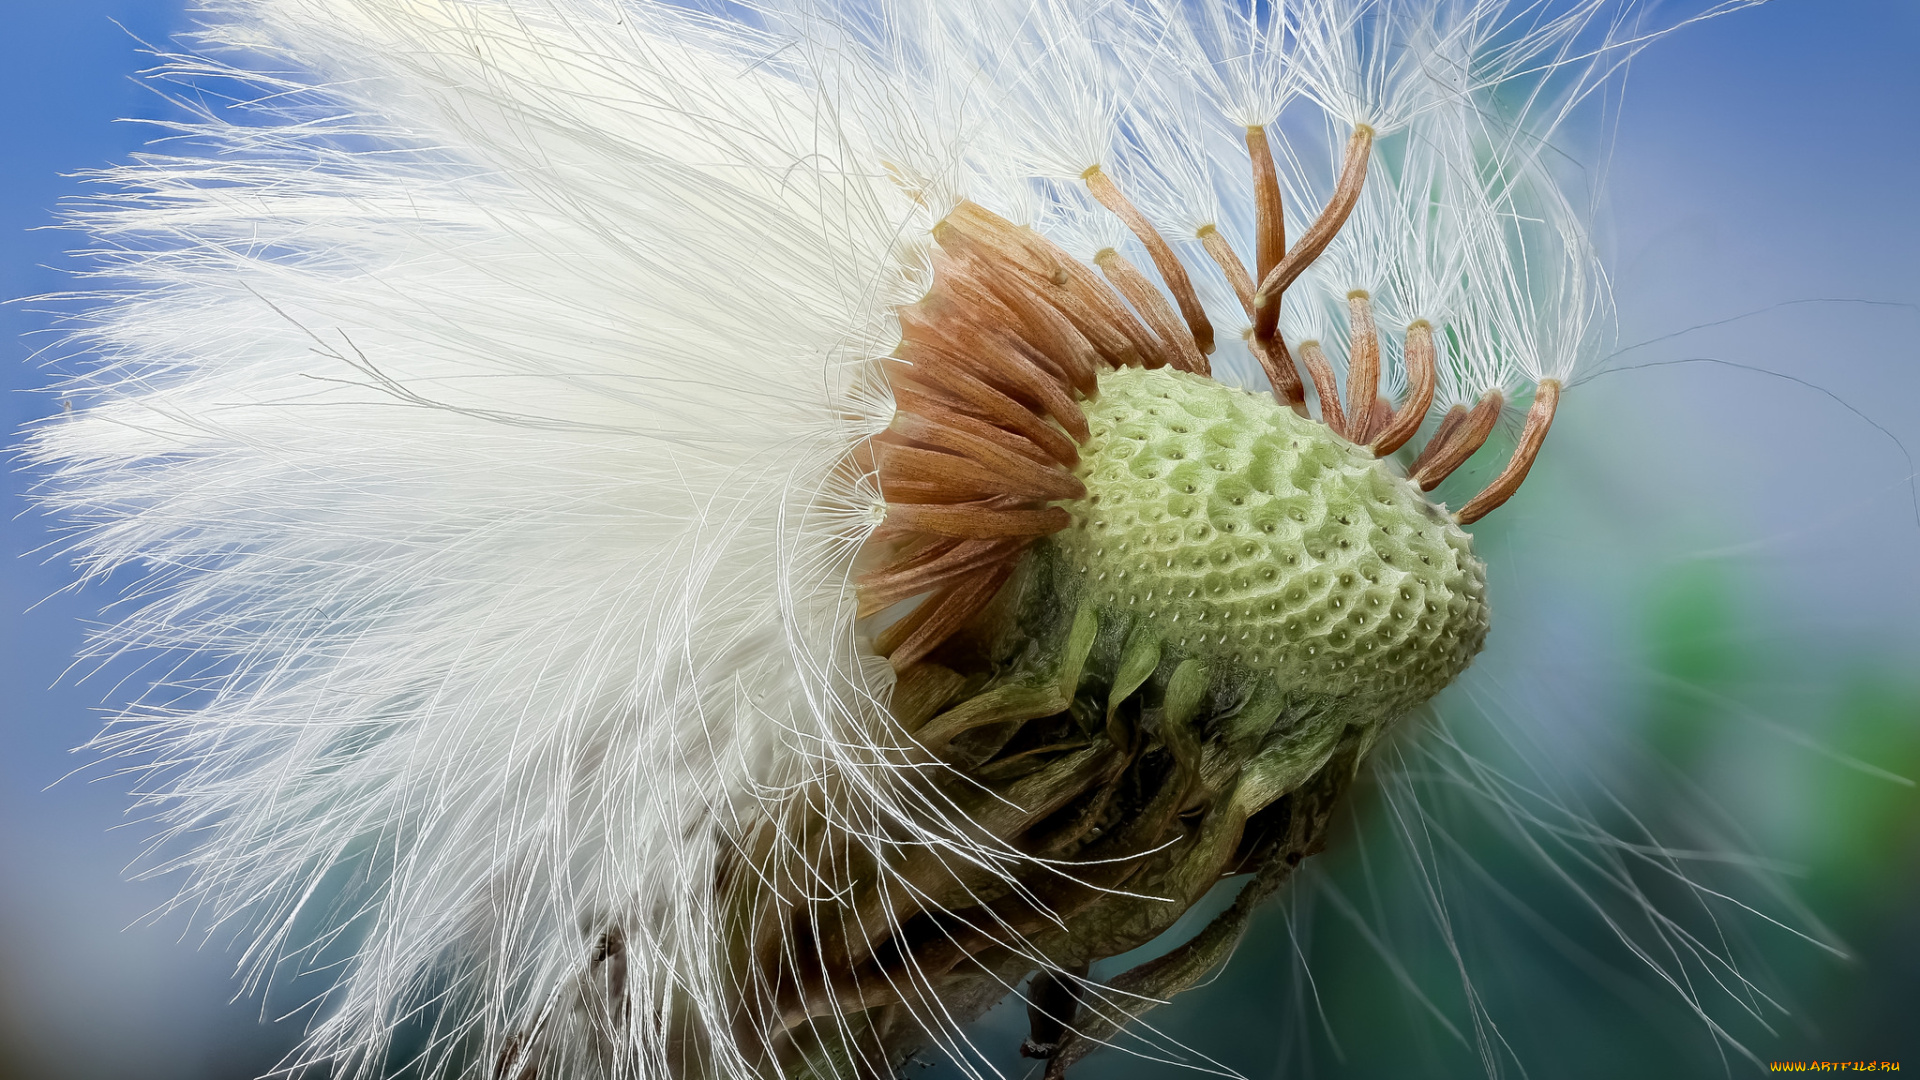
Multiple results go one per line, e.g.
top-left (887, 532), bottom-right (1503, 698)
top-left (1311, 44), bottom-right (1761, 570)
top-left (25, 0), bottom-right (1775, 1077)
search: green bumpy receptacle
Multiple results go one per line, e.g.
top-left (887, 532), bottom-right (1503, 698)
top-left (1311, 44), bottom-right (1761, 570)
top-left (1045, 365), bottom-right (1489, 734)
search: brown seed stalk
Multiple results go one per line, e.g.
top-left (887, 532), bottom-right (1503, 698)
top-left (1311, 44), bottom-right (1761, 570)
top-left (876, 443), bottom-right (1084, 504)
top-left (1197, 224), bottom-right (1254, 312)
top-left (1083, 165), bottom-right (1216, 356)
top-left (935, 202), bottom-right (1168, 369)
top-left (1407, 402), bottom-right (1468, 476)
top-left (1246, 126), bottom-right (1286, 283)
top-left (1343, 291), bottom-right (1381, 443)
top-left (1456, 379), bottom-right (1561, 524)
top-left (874, 561), bottom-right (1019, 667)
top-left (1095, 248), bottom-right (1208, 375)
top-left (1249, 333), bottom-right (1309, 414)
top-left (1241, 126), bottom-right (1311, 411)
top-left (1366, 396), bottom-right (1394, 443)
top-left (1252, 124), bottom-right (1375, 340)
top-left (889, 408), bottom-right (1073, 480)
top-left (858, 538), bottom-right (1027, 615)
top-left (877, 501), bottom-right (1072, 541)
top-left (1195, 221), bottom-right (1308, 411)
top-left (1370, 320), bottom-right (1437, 456)
top-left (887, 369), bottom-right (1079, 467)
top-left (855, 536), bottom-right (962, 618)
top-left (1408, 390), bottom-right (1504, 491)
top-left (896, 312), bottom-right (1086, 440)
top-left (940, 252), bottom-right (1101, 395)
top-left (1295, 340), bottom-right (1348, 437)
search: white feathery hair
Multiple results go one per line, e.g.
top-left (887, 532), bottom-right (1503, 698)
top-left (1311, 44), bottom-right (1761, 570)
top-left (26, 0), bottom-right (1764, 1076)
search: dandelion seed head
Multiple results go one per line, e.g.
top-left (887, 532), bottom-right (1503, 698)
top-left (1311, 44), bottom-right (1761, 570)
top-left (29, 0), bottom-right (1780, 1076)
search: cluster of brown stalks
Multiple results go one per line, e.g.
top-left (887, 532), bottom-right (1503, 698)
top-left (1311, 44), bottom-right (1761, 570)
top-left (860, 123), bottom-right (1561, 669)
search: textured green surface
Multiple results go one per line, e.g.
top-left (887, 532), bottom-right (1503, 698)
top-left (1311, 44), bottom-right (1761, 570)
top-left (1049, 365), bottom-right (1489, 721)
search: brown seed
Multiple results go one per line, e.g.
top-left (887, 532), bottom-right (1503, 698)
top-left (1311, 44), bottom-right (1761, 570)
top-left (1371, 320), bottom-right (1437, 456)
top-left (1084, 165), bottom-right (1216, 356)
top-left (1456, 379), bottom-right (1560, 524)
top-left (1252, 125), bottom-right (1375, 340)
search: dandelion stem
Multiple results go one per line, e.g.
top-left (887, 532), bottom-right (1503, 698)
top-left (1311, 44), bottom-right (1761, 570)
top-left (1372, 320), bottom-right (1437, 456)
top-left (1083, 166), bottom-right (1216, 356)
top-left (1456, 380), bottom-right (1560, 524)
top-left (1252, 125), bottom-right (1375, 340)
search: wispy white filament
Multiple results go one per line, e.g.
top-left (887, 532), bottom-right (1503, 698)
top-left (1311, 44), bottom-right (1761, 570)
top-left (28, 0), bottom-right (1768, 1076)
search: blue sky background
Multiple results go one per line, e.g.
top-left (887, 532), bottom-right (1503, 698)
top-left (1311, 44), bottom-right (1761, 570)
top-left (0, 7), bottom-right (314, 1078)
top-left (3, 2), bottom-right (1917, 1078)
top-left (1, 4), bottom-right (304, 1078)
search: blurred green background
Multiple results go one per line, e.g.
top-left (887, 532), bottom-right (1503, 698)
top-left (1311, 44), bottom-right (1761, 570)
top-left (4, 0), bottom-right (1917, 1078)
